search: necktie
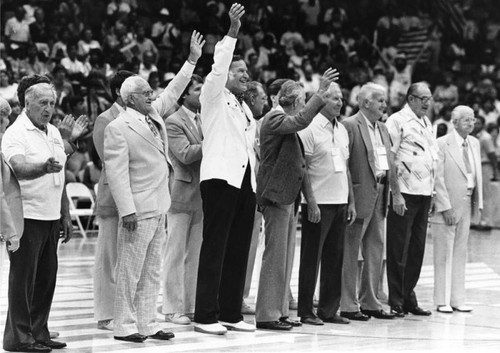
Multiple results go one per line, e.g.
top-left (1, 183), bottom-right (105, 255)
top-left (462, 140), bottom-right (472, 174)
top-left (194, 114), bottom-right (203, 139)
top-left (145, 115), bottom-right (159, 137)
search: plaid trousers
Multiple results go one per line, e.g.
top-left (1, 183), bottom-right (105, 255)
top-left (113, 214), bottom-right (165, 337)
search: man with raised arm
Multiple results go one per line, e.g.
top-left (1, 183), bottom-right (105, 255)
top-left (194, 3), bottom-right (257, 335)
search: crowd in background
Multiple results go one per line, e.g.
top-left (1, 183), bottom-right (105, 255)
top-left (1, 0), bottom-right (500, 202)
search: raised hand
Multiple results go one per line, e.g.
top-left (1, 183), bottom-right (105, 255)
top-left (70, 115), bottom-right (89, 141)
top-left (44, 157), bottom-right (63, 174)
top-left (188, 30), bottom-right (206, 64)
top-left (227, 3), bottom-right (245, 38)
top-left (58, 115), bottom-right (75, 140)
top-left (318, 68), bottom-right (340, 94)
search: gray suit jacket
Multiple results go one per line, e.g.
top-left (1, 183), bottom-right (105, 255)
top-left (342, 112), bottom-right (391, 219)
top-left (257, 94), bottom-right (325, 206)
top-left (166, 107), bottom-right (203, 212)
top-left (93, 103), bottom-right (121, 217)
top-left (430, 133), bottom-right (483, 224)
top-left (0, 152), bottom-right (23, 241)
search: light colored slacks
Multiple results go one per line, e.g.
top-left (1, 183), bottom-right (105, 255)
top-left (480, 163), bottom-right (492, 226)
top-left (256, 203), bottom-right (297, 322)
top-left (114, 215), bottom-right (165, 337)
top-left (341, 184), bottom-right (385, 312)
top-left (162, 209), bottom-right (203, 314)
top-left (431, 198), bottom-right (471, 307)
top-left (244, 209), bottom-right (263, 299)
top-left (93, 216), bottom-right (119, 321)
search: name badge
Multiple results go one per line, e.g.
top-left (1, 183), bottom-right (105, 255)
top-left (467, 173), bottom-right (474, 189)
top-left (376, 146), bottom-right (389, 170)
top-left (332, 147), bottom-right (346, 173)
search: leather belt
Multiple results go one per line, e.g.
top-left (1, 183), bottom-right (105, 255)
top-left (376, 175), bottom-right (387, 184)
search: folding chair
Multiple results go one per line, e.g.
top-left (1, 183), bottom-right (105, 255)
top-left (66, 182), bottom-right (95, 238)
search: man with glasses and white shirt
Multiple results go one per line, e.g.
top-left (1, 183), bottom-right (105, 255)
top-left (386, 82), bottom-right (438, 318)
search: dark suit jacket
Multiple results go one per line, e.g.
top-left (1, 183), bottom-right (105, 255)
top-left (93, 103), bottom-right (121, 217)
top-left (166, 107), bottom-right (203, 212)
top-left (342, 112), bottom-right (391, 219)
top-left (257, 94), bottom-right (325, 206)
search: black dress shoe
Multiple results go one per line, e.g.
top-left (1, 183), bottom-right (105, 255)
top-left (148, 330), bottom-right (175, 340)
top-left (361, 309), bottom-right (395, 319)
top-left (404, 306), bottom-right (432, 316)
top-left (114, 333), bottom-right (147, 342)
top-left (390, 306), bottom-right (406, 317)
top-left (340, 311), bottom-right (370, 321)
top-left (279, 317), bottom-right (302, 327)
top-left (300, 316), bottom-right (324, 325)
top-left (36, 340), bottom-right (66, 349)
top-left (10, 343), bottom-right (52, 352)
top-left (319, 314), bottom-right (350, 324)
top-left (256, 321), bottom-right (292, 330)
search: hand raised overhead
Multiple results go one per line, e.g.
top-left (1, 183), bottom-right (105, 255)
top-left (227, 3), bottom-right (245, 37)
top-left (188, 30), bottom-right (206, 64)
top-left (318, 68), bottom-right (340, 94)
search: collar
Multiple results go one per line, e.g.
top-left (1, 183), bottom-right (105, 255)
top-left (359, 111), bottom-right (378, 130)
top-left (19, 110), bottom-right (47, 132)
top-left (181, 105), bottom-right (197, 120)
top-left (275, 105), bottom-right (285, 113)
top-left (453, 129), bottom-right (468, 146)
top-left (126, 107), bottom-right (147, 123)
top-left (400, 104), bottom-right (430, 127)
top-left (317, 112), bottom-right (336, 129)
top-left (113, 102), bottom-right (125, 114)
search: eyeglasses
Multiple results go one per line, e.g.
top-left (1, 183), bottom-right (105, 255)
top-left (411, 95), bottom-right (433, 104)
top-left (132, 90), bottom-right (154, 98)
top-left (461, 118), bottom-right (477, 123)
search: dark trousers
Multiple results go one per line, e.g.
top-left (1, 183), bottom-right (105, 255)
top-left (298, 204), bottom-right (346, 319)
top-left (387, 193), bottom-right (431, 309)
top-left (3, 219), bottom-right (59, 350)
top-left (194, 165), bottom-right (256, 324)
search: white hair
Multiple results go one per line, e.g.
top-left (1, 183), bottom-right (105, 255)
top-left (120, 76), bottom-right (147, 106)
top-left (358, 82), bottom-right (385, 104)
top-left (0, 97), bottom-right (12, 118)
top-left (278, 80), bottom-right (304, 107)
top-left (451, 105), bottom-right (474, 123)
top-left (24, 83), bottom-right (56, 104)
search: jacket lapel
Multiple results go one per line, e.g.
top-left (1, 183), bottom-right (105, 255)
top-left (124, 111), bottom-right (165, 154)
top-left (179, 108), bottom-right (202, 144)
top-left (446, 134), bottom-right (468, 177)
top-left (357, 114), bottom-right (377, 178)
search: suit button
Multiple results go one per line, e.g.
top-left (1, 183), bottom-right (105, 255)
top-left (298, 177), bottom-right (302, 181)
top-left (242, 165), bottom-right (245, 168)
top-left (302, 164), bottom-right (305, 168)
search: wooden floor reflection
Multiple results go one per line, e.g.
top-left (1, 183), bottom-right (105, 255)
top-left (1, 227), bottom-right (500, 352)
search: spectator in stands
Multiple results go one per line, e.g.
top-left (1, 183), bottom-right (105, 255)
top-left (61, 43), bottom-right (90, 82)
top-left (134, 24), bottom-right (159, 63)
top-left (78, 27), bottom-right (102, 58)
top-left (51, 27), bottom-right (71, 60)
top-left (433, 71), bottom-right (459, 112)
top-left (4, 7), bottom-right (31, 57)
top-left (52, 65), bottom-right (74, 107)
top-left (138, 51), bottom-right (158, 81)
top-left (19, 45), bottom-right (49, 78)
top-left (148, 71), bottom-right (164, 100)
top-left (0, 71), bottom-right (19, 102)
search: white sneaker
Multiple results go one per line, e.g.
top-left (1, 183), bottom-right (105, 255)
top-left (219, 320), bottom-right (256, 332)
top-left (97, 319), bottom-right (114, 330)
top-left (452, 305), bottom-right (473, 312)
top-left (165, 313), bottom-right (191, 325)
top-left (194, 323), bottom-right (227, 335)
top-left (436, 305), bottom-right (453, 313)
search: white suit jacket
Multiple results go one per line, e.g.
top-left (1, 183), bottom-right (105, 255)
top-left (104, 107), bottom-right (170, 220)
top-left (431, 132), bottom-right (483, 224)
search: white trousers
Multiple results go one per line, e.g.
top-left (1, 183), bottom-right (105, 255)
top-left (162, 209), bottom-right (203, 314)
top-left (93, 216), bottom-right (119, 321)
top-left (431, 200), bottom-right (471, 307)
